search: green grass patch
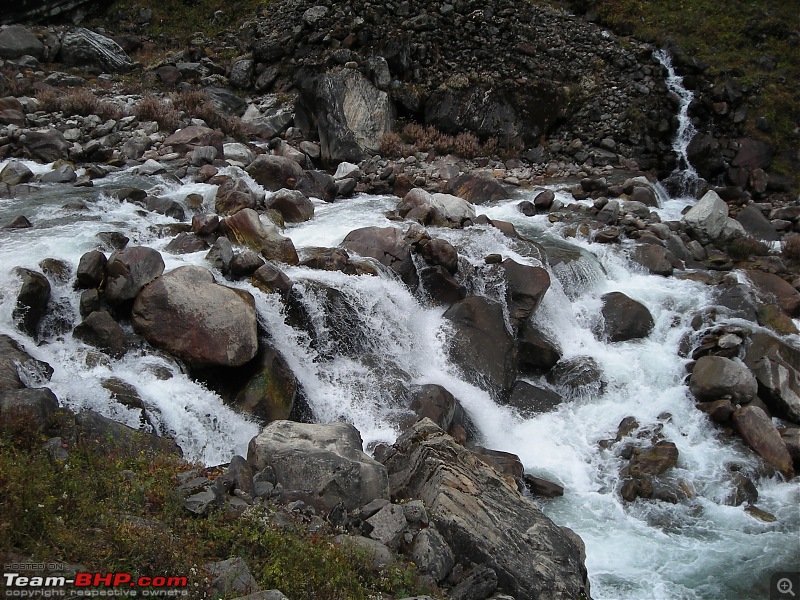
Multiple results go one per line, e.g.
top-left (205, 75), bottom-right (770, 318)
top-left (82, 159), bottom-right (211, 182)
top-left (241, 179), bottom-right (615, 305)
top-left (0, 428), bottom-right (431, 599)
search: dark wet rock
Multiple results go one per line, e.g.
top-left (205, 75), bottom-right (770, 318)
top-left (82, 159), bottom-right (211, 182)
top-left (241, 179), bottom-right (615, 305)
top-left (265, 189), bottom-right (314, 223)
top-left (251, 262), bottom-right (293, 300)
top-left (732, 405), bottom-right (794, 479)
top-left (505, 381), bottom-right (563, 417)
top-left (523, 474), bottom-right (565, 498)
top-left (599, 291), bottom-right (655, 342)
top-left (247, 420), bottom-right (389, 512)
top-left (744, 333), bottom-right (800, 424)
top-left (379, 419), bottom-right (589, 599)
top-left (234, 345), bottom-right (296, 425)
top-left (443, 296), bottom-right (516, 398)
top-left (206, 237), bottom-right (234, 274)
top-left (13, 268), bottom-right (50, 338)
top-left (630, 244), bottom-right (674, 277)
top-left (132, 266), bottom-right (258, 367)
top-left (516, 321), bottom-right (561, 374)
top-left (419, 266), bottom-right (467, 306)
top-left (419, 238), bottom-right (459, 274)
top-left (448, 565), bottom-right (498, 600)
top-left (501, 258), bottom-right (550, 329)
top-left (735, 205), bottom-right (779, 242)
top-left (212, 174), bottom-right (257, 216)
top-left (341, 226), bottom-right (417, 288)
top-left (0, 334), bottom-right (52, 394)
top-left (73, 310), bottom-right (127, 358)
top-left (407, 383), bottom-right (477, 443)
top-left (746, 271), bottom-right (800, 317)
top-left (547, 356), bottom-right (606, 398)
top-left (229, 250), bottom-right (265, 278)
top-left (534, 189), bottom-right (556, 211)
top-left (164, 233), bottom-right (209, 255)
top-left (221, 208), bottom-right (299, 265)
top-left (696, 399), bottom-right (735, 424)
top-left (104, 246), bottom-right (165, 307)
top-left (3, 215), bottom-right (33, 229)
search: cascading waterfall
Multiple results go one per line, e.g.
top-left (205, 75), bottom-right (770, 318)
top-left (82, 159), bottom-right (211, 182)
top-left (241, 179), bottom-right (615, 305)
top-left (654, 49), bottom-right (702, 198)
top-left (1, 154), bottom-right (798, 597)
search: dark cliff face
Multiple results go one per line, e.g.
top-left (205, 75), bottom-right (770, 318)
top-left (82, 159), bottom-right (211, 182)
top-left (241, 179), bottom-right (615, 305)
top-left (245, 0), bottom-right (677, 172)
top-left (1, 0), bottom-right (111, 25)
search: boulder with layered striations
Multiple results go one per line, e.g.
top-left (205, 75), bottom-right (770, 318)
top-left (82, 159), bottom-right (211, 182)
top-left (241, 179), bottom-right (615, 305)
top-left (378, 418), bottom-right (590, 599)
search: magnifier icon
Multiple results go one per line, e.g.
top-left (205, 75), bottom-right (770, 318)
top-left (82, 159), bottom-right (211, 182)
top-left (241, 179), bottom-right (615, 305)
top-left (778, 578), bottom-right (796, 597)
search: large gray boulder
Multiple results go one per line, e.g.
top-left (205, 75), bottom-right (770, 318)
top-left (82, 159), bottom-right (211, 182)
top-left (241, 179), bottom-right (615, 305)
top-left (689, 355), bottom-right (758, 404)
top-left (683, 190), bottom-right (728, 243)
top-left (744, 333), bottom-right (800, 424)
top-left (379, 419), bottom-right (589, 599)
top-left (132, 266), bottom-right (258, 367)
top-left (444, 173), bottom-right (510, 205)
top-left (246, 420), bottom-right (390, 512)
top-left (341, 226), bottom-right (417, 288)
top-left (296, 68), bottom-right (393, 166)
top-left (59, 28), bottom-right (132, 73)
top-left (0, 25), bottom-right (45, 59)
top-left (21, 130), bottom-right (70, 163)
top-left (443, 296), bottom-right (517, 398)
top-left (246, 155), bottom-right (306, 192)
top-left (429, 193), bottom-right (476, 224)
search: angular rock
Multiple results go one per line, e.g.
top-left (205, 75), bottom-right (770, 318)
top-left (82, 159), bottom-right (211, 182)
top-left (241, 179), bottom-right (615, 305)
top-left (0, 334), bottom-right (52, 394)
top-left (163, 126), bottom-right (223, 156)
top-left (365, 503), bottom-right (407, 547)
top-left (630, 244), bottom-right (674, 277)
top-left (22, 130), bottom-right (70, 163)
top-left (599, 291), bottom-right (655, 342)
top-left (732, 405), bottom-right (794, 479)
top-left (73, 310), bottom-right (127, 358)
top-left (104, 246), bottom-right (165, 306)
top-left (501, 259), bottom-right (550, 328)
top-left (684, 190), bottom-right (729, 243)
top-left (744, 333), bottom-right (800, 424)
top-left (212, 174), bottom-right (257, 216)
top-left (419, 266), bottom-right (466, 306)
top-left (505, 381), bottom-right (563, 417)
top-left (379, 419), bottom-right (589, 599)
top-left (246, 155), bottom-right (306, 192)
top-left (443, 296), bottom-right (516, 398)
top-left (206, 557), bottom-right (259, 597)
top-left (410, 527), bottom-right (454, 582)
top-left (13, 268), bottom-right (50, 338)
top-left (164, 232), bottom-right (209, 255)
top-left (247, 420), bottom-right (390, 512)
top-left (408, 383), bottom-right (476, 442)
top-left (341, 226), bottom-right (417, 288)
top-left (333, 535), bottom-right (394, 570)
top-left (265, 189), bottom-right (314, 223)
top-left (296, 68), bottom-right (393, 165)
top-left (746, 271), bottom-right (800, 317)
top-left (444, 173), bottom-right (509, 204)
top-left (689, 355), bottom-right (758, 404)
top-left (735, 205), bottom-right (779, 242)
top-left (221, 208), bottom-right (299, 265)
top-left (59, 28), bottom-right (132, 73)
top-left (132, 266), bottom-right (258, 367)
top-left (517, 321), bottom-right (561, 374)
top-left (0, 25), bottom-right (45, 60)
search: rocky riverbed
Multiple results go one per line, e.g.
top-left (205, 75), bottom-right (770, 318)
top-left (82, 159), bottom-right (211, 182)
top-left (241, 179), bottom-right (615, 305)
top-left (1, 2), bottom-right (799, 599)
